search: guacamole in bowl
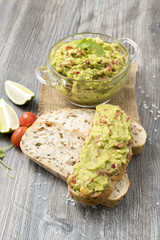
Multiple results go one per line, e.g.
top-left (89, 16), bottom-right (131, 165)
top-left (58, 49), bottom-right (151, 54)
top-left (36, 33), bottom-right (138, 107)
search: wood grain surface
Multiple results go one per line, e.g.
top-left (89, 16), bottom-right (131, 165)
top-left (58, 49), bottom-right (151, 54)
top-left (0, 0), bottom-right (159, 239)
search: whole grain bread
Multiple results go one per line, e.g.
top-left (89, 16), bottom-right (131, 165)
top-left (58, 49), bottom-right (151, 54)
top-left (20, 121), bottom-right (85, 181)
top-left (102, 172), bottom-right (130, 208)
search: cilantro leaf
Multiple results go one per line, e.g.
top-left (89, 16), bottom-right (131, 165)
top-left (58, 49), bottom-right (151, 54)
top-left (95, 45), bottom-right (105, 57)
top-left (77, 38), bottom-right (90, 49)
top-left (77, 38), bottom-right (105, 57)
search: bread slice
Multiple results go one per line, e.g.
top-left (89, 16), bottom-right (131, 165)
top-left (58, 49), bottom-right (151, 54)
top-left (20, 121), bottom-right (85, 182)
top-left (35, 109), bottom-right (146, 155)
top-left (102, 172), bottom-right (130, 208)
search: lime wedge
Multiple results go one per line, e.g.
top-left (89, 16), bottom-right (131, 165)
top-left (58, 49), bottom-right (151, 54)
top-left (0, 98), bottom-right (19, 133)
top-left (5, 80), bottom-right (35, 105)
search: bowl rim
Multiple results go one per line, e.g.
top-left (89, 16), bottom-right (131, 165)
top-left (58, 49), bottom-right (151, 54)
top-left (47, 32), bottom-right (131, 83)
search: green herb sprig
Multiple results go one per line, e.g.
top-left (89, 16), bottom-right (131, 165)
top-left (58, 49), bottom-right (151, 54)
top-left (0, 145), bottom-right (14, 179)
top-left (77, 38), bottom-right (105, 57)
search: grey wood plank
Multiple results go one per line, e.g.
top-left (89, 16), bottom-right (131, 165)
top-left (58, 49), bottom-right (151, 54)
top-left (0, 0), bottom-right (159, 239)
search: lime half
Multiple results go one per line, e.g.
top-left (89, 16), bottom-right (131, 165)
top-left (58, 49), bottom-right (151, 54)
top-left (5, 80), bottom-right (35, 105)
top-left (0, 98), bottom-right (19, 133)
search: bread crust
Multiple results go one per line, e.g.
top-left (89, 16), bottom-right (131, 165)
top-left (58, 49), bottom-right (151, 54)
top-left (68, 178), bottom-right (116, 206)
top-left (131, 121), bottom-right (147, 155)
top-left (102, 172), bottom-right (130, 208)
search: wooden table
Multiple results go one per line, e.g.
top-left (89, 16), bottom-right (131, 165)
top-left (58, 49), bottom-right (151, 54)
top-left (0, 0), bottom-right (159, 239)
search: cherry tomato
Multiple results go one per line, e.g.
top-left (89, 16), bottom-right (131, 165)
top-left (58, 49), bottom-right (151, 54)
top-left (19, 112), bottom-right (37, 127)
top-left (11, 127), bottom-right (28, 147)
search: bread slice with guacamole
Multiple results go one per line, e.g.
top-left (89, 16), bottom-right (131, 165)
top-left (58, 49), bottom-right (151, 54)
top-left (67, 104), bottom-right (133, 206)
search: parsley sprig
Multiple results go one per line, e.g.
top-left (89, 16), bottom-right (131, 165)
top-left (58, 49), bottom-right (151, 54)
top-left (77, 38), bottom-right (105, 57)
top-left (0, 145), bottom-right (14, 179)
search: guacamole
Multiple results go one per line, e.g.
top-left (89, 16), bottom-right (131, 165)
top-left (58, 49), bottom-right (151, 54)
top-left (49, 37), bottom-right (130, 106)
top-left (67, 104), bottom-right (132, 195)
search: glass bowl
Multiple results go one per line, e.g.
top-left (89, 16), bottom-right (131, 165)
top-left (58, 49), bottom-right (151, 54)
top-left (35, 33), bottom-right (138, 107)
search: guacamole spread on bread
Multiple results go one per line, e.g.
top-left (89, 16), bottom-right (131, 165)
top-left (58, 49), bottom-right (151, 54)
top-left (49, 37), bottom-right (129, 106)
top-left (67, 104), bottom-right (132, 195)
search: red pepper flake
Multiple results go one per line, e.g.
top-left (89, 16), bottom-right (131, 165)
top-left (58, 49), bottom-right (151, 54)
top-left (109, 129), bottom-right (113, 136)
top-left (107, 65), bottom-right (111, 71)
top-left (111, 164), bottom-right (116, 169)
top-left (114, 61), bottom-right (118, 65)
top-left (86, 178), bottom-right (92, 184)
top-left (84, 59), bottom-right (90, 64)
top-left (104, 109), bottom-right (108, 111)
top-left (65, 45), bottom-right (73, 50)
top-left (70, 59), bottom-right (73, 63)
top-left (78, 50), bottom-right (83, 55)
top-left (126, 116), bottom-right (130, 122)
top-left (95, 135), bottom-right (101, 146)
top-left (115, 142), bottom-right (126, 148)
top-left (99, 77), bottom-right (106, 81)
top-left (99, 115), bottom-right (108, 124)
top-left (71, 176), bottom-right (76, 184)
top-left (115, 109), bottom-right (121, 117)
top-left (73, 71), bottom-right (80, 74)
